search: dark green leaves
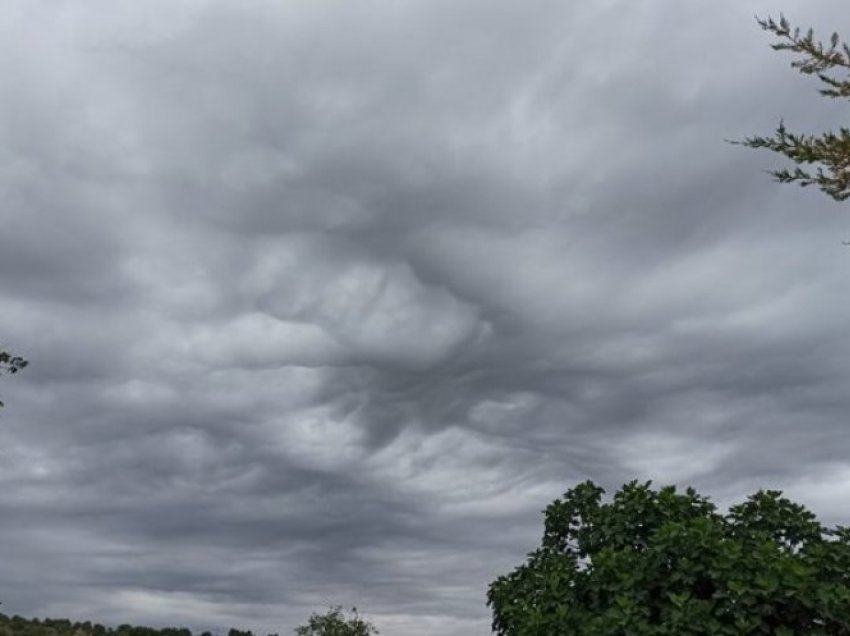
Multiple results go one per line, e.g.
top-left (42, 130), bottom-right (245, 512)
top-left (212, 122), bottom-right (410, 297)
top-left (488, 480), bottom-right (850, 635)
top-left (0, 349), bottom-right (28, 408)
top-left (293, 607), bottom-right (378, 636)
top-left (0, 350), bottom-right (27, 375)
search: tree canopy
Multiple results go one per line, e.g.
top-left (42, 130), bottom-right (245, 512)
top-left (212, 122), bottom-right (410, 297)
top-left (488, 480), bottom-right (850, 635)
top-left (293, 607), bottom-right (378, 636)
top-left (734, 15), bottom-right (850, 201)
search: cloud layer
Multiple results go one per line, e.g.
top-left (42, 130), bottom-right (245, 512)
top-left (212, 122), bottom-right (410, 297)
top-left (1, 1), bottom-right (849, 634)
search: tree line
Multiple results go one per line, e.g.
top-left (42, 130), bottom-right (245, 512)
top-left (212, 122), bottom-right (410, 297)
top-left (0, 607), bottom-right (374, 636)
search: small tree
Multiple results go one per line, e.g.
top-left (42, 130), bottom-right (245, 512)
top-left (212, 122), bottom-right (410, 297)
top-left (734, 15), bottom-right (850, 201)
top-left (293, 607), bottom-right (378, 636)
top-left (0, 349), bottom-right (27, 408)
top-left (488, 480), bottom-right (850, 634)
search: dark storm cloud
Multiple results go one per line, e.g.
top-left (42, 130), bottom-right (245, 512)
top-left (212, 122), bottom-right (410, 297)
top-left (1, 0), bottom-right (849, 634)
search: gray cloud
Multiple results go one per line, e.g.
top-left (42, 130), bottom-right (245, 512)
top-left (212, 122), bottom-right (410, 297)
top-left (1, 0), bottom-right (849, 634)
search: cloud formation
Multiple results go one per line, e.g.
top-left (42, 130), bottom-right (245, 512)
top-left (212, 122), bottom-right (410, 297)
top-left (1, 1), bottom-right (849, 634)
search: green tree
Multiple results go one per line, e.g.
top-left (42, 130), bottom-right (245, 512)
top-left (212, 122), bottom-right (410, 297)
top-left (734, 15), bottom-right (850, 201)
top-left (0, 349), bottom-right (27, 408)
top-left (487, 480), bottom-right (850, 635)
top-left (293, 607), bottom-right (378, 636)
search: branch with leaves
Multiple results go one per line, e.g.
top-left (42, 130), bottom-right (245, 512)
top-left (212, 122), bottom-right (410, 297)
top-left (0, 349), bottom-right (28, 408)
top-left (732, 15), bottom-right (850, 201)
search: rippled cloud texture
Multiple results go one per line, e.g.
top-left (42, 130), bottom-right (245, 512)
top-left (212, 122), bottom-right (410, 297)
top-left (1, 1), bottom-right (849, 634)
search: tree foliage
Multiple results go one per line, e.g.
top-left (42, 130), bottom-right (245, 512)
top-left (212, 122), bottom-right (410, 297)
top-left (0, 349), bottom-right (28, 408)
top-left (734, 15), bottom-right (850, 201)
top-left (293, 607), bottom-right (378, 636)
top-left (0, 613), bottom-right (194, 636)
top-left (488, 480), bottom-right (850, 635)
top-left (0, 610), bottom-right (372, 636)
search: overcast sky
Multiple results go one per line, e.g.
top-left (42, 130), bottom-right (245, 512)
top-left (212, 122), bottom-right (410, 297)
top-left (1, 1), bottom-right (849, 634)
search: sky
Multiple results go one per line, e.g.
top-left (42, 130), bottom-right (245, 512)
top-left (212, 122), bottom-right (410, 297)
top-left (1, 1), bottom-right (849, 634)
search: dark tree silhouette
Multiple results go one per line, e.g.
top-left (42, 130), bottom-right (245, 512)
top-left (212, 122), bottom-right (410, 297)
top-left (0, 349), bottom-right (27, 408)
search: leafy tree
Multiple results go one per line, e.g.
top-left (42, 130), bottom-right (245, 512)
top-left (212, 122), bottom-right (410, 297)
top-left (0, 349), bottom-right (27, 408)
top-left (733, 15), bottom-right (850, 201)
top-left (293, 607), bottom-right (378, 636)
top-left (488, 480), bottom-right (850, 635)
